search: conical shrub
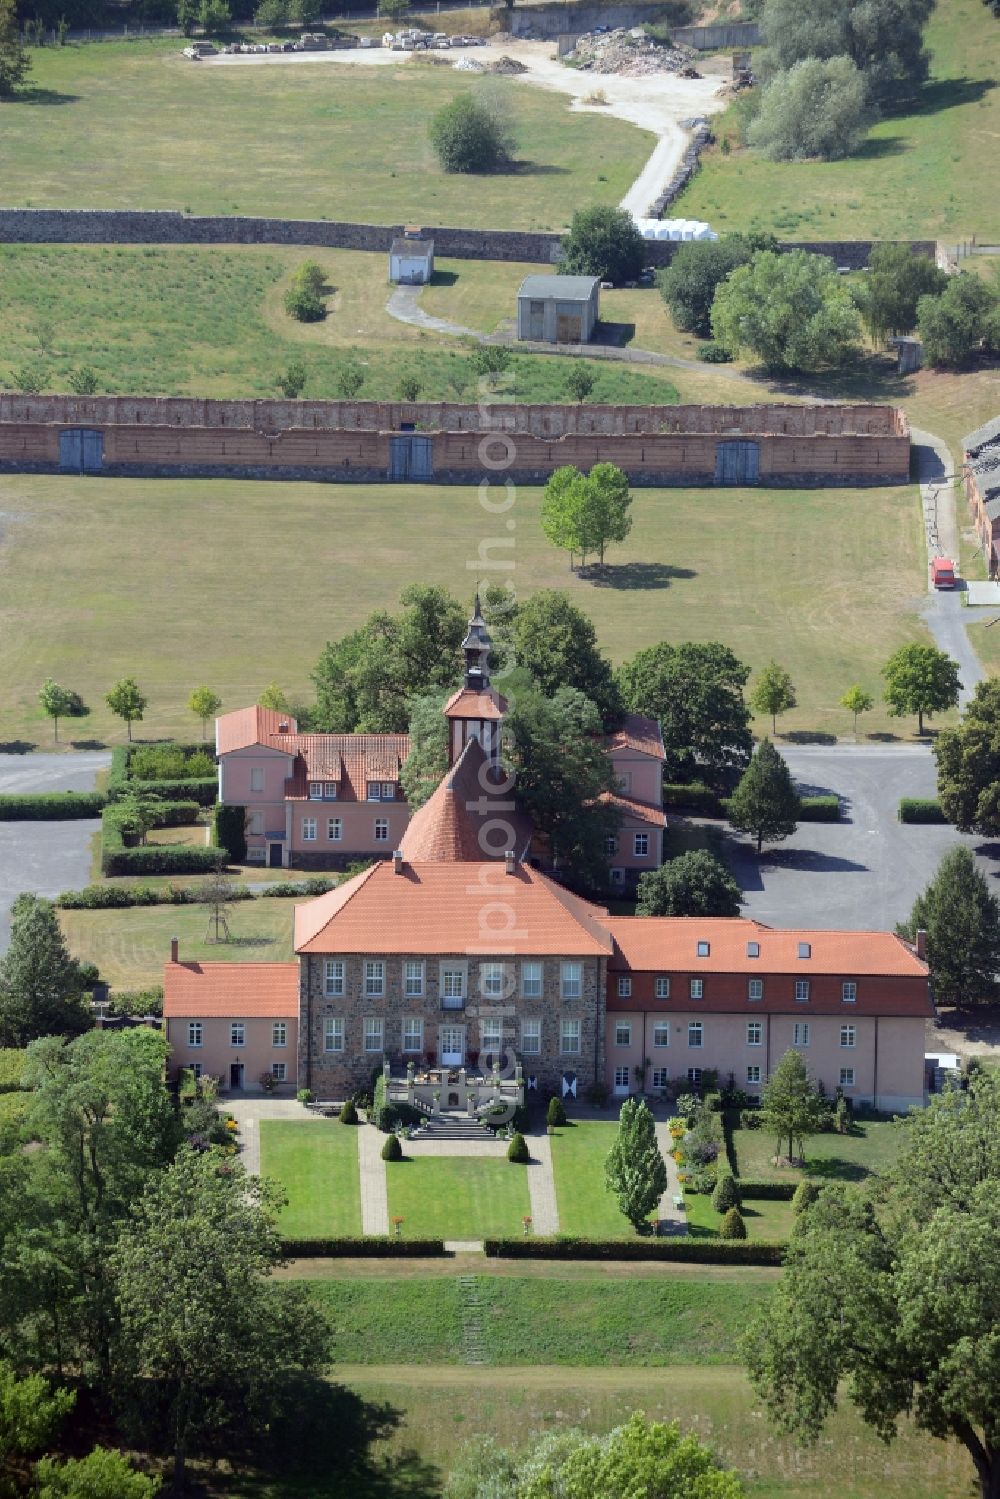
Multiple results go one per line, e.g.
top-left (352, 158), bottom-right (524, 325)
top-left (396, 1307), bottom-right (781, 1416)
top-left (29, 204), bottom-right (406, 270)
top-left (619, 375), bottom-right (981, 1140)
top-left (719, 1207), bottom-right (747, 1240)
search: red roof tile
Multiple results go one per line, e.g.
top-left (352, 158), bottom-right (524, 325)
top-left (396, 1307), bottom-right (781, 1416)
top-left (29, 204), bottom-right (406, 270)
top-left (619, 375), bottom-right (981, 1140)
top-left (600, 790), bottom-right (667, 828)
top-left (281, 733), bottom-right (411, 801)
top-left (443, 686), bottom-right (508, 721)
top-left (606, 917), bottom-right (928, 977)
top-left (163, 960), bottom-right (299, 1017)
top-left (606, 713), bottom-right (665, 760)
top-left (400, 739), bottom-right (533, 862)
top-left (216, 705), bottom-right (297, 755)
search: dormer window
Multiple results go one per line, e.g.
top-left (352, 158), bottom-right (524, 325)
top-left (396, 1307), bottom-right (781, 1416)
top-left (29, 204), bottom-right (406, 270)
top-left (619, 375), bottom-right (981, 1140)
top-left (697, 941), bottom-right (710, 958)
top-left (308, 782), bottom-right (322, 800)
top-left (798, 942), bottom-right (812, 959)
top-left (323, 781), bottom-right (338, 799)
top-left (367, 781), bottom-right (397, 801)
top-left (747, 941), bottom-right (760, 958)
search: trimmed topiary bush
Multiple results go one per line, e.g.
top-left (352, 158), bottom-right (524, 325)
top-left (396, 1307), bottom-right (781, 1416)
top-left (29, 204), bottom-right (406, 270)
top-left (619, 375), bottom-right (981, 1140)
top-left (547, 1096), bottom-right (568, 1128)
top-left (339, 1099), bottom-right (358, 1125)
top-left (711, 1170), bottom-right (741, 1214)
top-left (898, 797), bottom-right (947, 824)
top-left (507, 1132), bottom-right (530, 1163)
top-left (214, 802), bottom-right (248, 863)
top-left (719, 1207), bottom-right (747, 1240)
top-left (381, 1133), bottom-right (403, 1162)
top-left (792, 1179), bottom-right (820, 1215)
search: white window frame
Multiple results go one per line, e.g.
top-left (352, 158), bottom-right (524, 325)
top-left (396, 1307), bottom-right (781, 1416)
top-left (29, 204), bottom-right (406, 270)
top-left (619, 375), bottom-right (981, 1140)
top-left (403, 1017), bottom-right (424, 1054)
top-left (840, 1024), bottom-right (857, 1049)
top-left (520, 1018), bottom-right (542, 1056)
top-left (687, 1067), bottom-right (702, 1085)
top-left (688, 1022), bottom-right (703, 1049)
top-left (521, 961), bottom-right (542, 999)
top-left (364, 1017), bottom-right (385, 1054)
top-left (617, 976), bottom-right (632, 998)
top-left (191, 1062), bottom-right (203, 1079)
top-left (272, 1022), bottom-right (287, 1048)
top-left (324, 959), bottom-right (344, 997)
top-left (250, 767), bottom-right (264, 792)
top-left (187, 1022), bottom-right (203, 1048)
top-left (655, 976), bottom-right (670, 999)
top-left (793, 1022), bottom-right (811, 1047)
top-left (560, 1018), bottom-right (582, 1055)
top-left (324, 1017), bottom-right (344, 1053)
top-left (651, 1067), bottom-right (669, 1089)
top-left (374, 818), bottom-right (389, 842)
top-left (689, 978), bottom-right (703, 1000)
top-left (746, 1064), bottom-right (761, 1085)
top-left (327, 817), bottom-right (342, 842)
top-left (404, 960), bottom-right (425, 998)
top-left (381, 781), bottom-right (396, 800)
top-left (747, 1021), bottom-right (763, 1047)
top-left (614, 1066), bottom-right (630, 1089)
top-left (271, 1062), bottom-right (287, 1082)
top-left (618, 771), bottom-right (632, 794)
top-left (248, 811), bottom-right (264, 836)
top-left (634, 832), bottom-right (649, 858)
top-left (440, 962), bottom-right (467, 1001)
top-left (367, 781), bottom-right (381, 801)
top-left (480, 1018), bottom-right (503, 1054)
top-left (308, 782), bottom-right (322, 801)
top-left (610, 867), bottom-right (625, 886)
top-left (748, 978), bottom-right (763, 1001)
top-left (302, 817), bottom-right (317, 842)
top-left (795, 979), bottom-right (811, 1002)
top-left (842, 981), bottom-right (857, 1003)
top-left (606, 835), bottom-right (618, 856)
top-left (364, 960), bottom-right (385, 998)
top-left (230, 1023), bottom-right (245, 1048)
top-left (839, 1067), bottom-right (856, 1088)
top-left (480, 962), bottom-right (507, 1000)
top-left (323, 782), bottom-right (338, 800)
top-left (615, 1023), bottom-right (632, 1047)
top-left (561, 962), bottom-right (582, 1000)
top-left (653, 1022), bottom-right (670, 1048)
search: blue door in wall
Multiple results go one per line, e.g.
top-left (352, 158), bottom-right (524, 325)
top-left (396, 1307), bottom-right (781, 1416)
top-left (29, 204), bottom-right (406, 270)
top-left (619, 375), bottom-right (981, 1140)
top-left (388, 434), bottom-right (433, 481)
top-left (59, 429), bottom-right (104, 474)
top-left (714, 440), bottom-right (759, 485)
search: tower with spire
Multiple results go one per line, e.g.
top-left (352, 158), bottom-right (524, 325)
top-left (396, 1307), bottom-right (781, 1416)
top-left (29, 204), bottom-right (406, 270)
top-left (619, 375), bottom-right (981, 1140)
top-left (441, 595), bottom-right (508, 766)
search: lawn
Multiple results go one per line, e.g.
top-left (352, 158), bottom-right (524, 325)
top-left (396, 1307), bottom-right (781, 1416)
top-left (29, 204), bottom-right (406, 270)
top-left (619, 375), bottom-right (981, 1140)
top-left (2, 41), bottom-right (649, 228)
top-left (0, 473), bottom-right (930, 747)
top-left (549, 1121), bottom-right (635, 1238)
top-left (384, 1156), bottom-right (531, 1239)
top-left (967, 615), bottom-right (1000, 676)
top-left (58, 899), bottom-right (295, 988)
top-left (672, 0), bottom-right (1000, 242)
top-left (730, 1121), bottom-right (905, 1185)
top-left (683, 1193), bottom-right (796, 1241)
top-left (259, 1120), bottom-right (361, 1238)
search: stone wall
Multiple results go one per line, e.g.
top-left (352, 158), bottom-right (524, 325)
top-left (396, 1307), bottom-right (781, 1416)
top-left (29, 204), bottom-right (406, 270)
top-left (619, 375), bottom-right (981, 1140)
top-left (506, 1), bottom-right (668, 39)
top-left (672, 19), bottom-right (761, 47)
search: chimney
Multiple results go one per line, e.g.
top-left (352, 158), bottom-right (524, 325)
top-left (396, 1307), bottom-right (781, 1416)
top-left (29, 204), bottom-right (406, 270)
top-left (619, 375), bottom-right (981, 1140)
top-left (170, 937), bottom-right (179, 964)
top-left (505, 850), bottom-right (516, 876)
top-left (915, 928), bottom-right (927, 959)
top-left (392, 849), bottom-right (404, 874)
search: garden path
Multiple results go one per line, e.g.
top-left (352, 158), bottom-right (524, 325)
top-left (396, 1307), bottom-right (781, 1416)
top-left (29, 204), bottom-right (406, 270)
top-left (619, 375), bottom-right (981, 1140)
top-left (227, 1096), bottom-right (323, 1175)
top-left (525, 1129), bottom-right (560, 1236)
top-left (358, 1121), bottom-right (390, 1235)
top-left (654, 1122), bottom-right (688, 1236)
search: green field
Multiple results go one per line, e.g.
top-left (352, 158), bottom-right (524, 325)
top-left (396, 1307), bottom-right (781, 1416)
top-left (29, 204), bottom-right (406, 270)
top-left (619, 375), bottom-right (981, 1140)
top-left (385, 1156), bottom-right (531, 1240)
top-left (260, 1120), bottom-right (362, 1238)
top-left (673, 0), bottom-right (1000, 242)
top-left (730, 1122), bottom-right (905, 1184)
top-left (549, 1121), bottom-right (636, 1238)
top-left (0, 473), bottom-right (931, 750)
top-left (683, 1193), bottom-right (796, 1240)
top-left (0, 41), bottom-right (649, 227)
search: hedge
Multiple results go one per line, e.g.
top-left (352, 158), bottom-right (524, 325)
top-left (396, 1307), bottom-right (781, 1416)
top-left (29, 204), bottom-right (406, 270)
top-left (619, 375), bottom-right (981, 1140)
top-left (797, 795), bottom-right (840, 822)
top-left (662, 782), bottom-right (725, 817)
top-left (281, 1237), bottom-right (448, 1257)
top-left (214, 802), bottom-right (247, 863)
top-left (898, 797), bottom-right (947, 824)
top-left (0, 1049), bottom-right (27, 1094)
top-left (58, 882), bottom-right (257, 910)
top-left (483, 1238), bottom-right (786, 1264)
top-left (734, 1180), bottom-right (797, 1200)
top-left (106, 741), bottom-right (217, 807)
top-left (0, 792), bottom-right (107, 820)
top-left (103, 843), bottom-right (228, 877)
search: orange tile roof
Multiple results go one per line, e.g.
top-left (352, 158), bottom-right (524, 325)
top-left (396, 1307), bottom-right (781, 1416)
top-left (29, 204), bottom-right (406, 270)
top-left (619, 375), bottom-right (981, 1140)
top-left (400, 739), bottom-right (533, 862)
top-left (443, 686), bottom-right (508, 720)
top-left (216, 705), bottom-right (298, 755)
top-left (163, 960), bottom-right (299, 1017)
top-left (282, 733), bottom-right (411, 801)
top-left (600, 790), bottom-right (667, 828)
top-left (606, 713), bottom-right (665, 760)
top-left (274, 735), bottom-right (343, 781)
top-left (606, 917), bottom-right (928, 977)
top-left (294, 859), bottom-right (613, 956)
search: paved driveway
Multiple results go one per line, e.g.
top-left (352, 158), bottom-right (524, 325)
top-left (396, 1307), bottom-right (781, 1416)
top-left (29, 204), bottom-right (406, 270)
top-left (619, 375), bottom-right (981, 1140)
top-left (720, 744), bottom-right (998, 932)
top-left (0, 752), bottom-right (109, 950)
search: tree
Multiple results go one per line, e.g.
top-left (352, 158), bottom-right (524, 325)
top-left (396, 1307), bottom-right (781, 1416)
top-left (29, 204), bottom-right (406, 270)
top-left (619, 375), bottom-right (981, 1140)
top-left (900, 847), bottom-right (1000, 1005)
top-left (109, 789), bottom-right (162, 846)
top-left (657, 233), bottom-right (777, 338)
top-left (105, 677), bottom-right (147, 741)
top-left (744, 1073), bottom-right (1000, 1499)
top-left (400, 692), bottom-right (450, 811)
top-left (429, 91), bottom-right (515, 173)
top-left (540, 464), bottom-right (633, 571)
top-left (197, 0), bottom-right (230, 31)
top-left (540, 466), bottom-right (591, 570)
top-left (712, 1169), bottom-right (741, 1213)
top-left (584, 462), bottom-right (633, 566)
top-left (756, 0), bottom-right (934, 107)
top-left (276, 361), bottom-right (306, 399)
top-left (255, 0), bottom-right (288, 26)
top-left (336, 358), bottom-right (365, 399)
top-left (560, 205), bottom-right (645, 286)
top-left (711, 250), bottom-right (863, 372)
top-left (35, 1449), bottom-right (161, 1499)
top-left (511, 590), bottom-right (619, 723)
top-left (840, 683), bottom-right (874, 737)
top-left (283, 283), bottom-right (325, 322)
top-left (854, 243), bottom-right (949, 345)
top-left (0, 0), bottom-right (30, 98)
top-left (257, 682), bottom-right (290, 713)
top-left (760, 1048), bottom-right (826, 1163)
top-left (67, 366), bottom-right (100, 395)
top-left (213, 803), bottom-right (247, 864)
top-left (749, 660), bottom-right (796, 734)
top-left (719, 1206), bottom-right (747, 1238)
top-left (0, 895), bottom-right (89, 1046)
top-left (187, 686), bottom-right (222, 741)
top-left (882, 642), bottom-right (960, 735)
top-left (616, 640), bottom-right (752, 786)
top-left (565, 364), bottom-right (596, 403)
top-left (471, 345), bottom-right (511, 388)
top-left (749, 56), bottom-right (874, 161)
top-left (546, 1096), bottom-right (567, 1128)
top-left (38, 679), bottom-right (88, 743)
top-left (605, 1097), bottom-right (667, 1231)
top-left (636, 850), bottom-right (742, 918)
top-left (396, 373), bottom-right (421, 402)
top-left (917, 272), bottom-right (1000, 370)
top-left (0, 1361), bottom-right (74, 1465)
top-left (935, 679), bottom-right (1000, 835)
top-left (380, 0), bottom-right (410, 18)
top-left (727, 738), bottom-right (799, 854)
top-left (111, 1149), bottom-right (332, 1492)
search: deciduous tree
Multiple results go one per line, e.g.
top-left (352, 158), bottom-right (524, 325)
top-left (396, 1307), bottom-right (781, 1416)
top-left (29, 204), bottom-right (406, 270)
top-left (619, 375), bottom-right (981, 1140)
top-left (257, 683), bottom-right (290, 713)
top-left (565, 364), bottom-right (596, 403)
top-left (187, 686), bottom-right (222, 741)
top-left (840, 683), bottom-right (874, 737)
top-left (756, 0), bottom-right (933, 106)
top-left (400, 692), bottom-right (450, 811)
top-left (0, 0), bottom-right (30, 98)
top-left (616, 640), bottom-right (752, 785)
top-left (749, 56), bottom-right (874, 161)
top-left (749, 661), bottom-right (796, 735)
top-left (900, 846), bottom-right (1000, 1005)
top-left (38, 680), bottom-right (88, 743)
top-left (429, 91), bottom-right (515, 173)
top-left (917, 272), bottom-right (1000, 369)
top-left (882, 642), bottom-right (960, 734)
top-left (760, 1048), bottom-right (826, 1163)
top-left (934, 679), bottom-right (1000, 835)
top-left (511, 591), bottom-right (619, 723)
top-left (604, 1097), bottom-right (667, 1231)
top-left (657, 233), bottom-right (777, 337)
top-left (34, 1448), bottom-right (161, 1498)
top-left (560, 205), bottom-right (645, 285)
top-left (854, 243), bottom-right (949, 345)
top-left (0, 895), bottom-right (90, 1047)
top-left (636, 850), bottom-right (742, 917)
top-left (711, 250), bottom-right (862, 372)
top-left (104, 678), bottom-right (147, 741)
top-left (727, 738), bottom-right (798, 854)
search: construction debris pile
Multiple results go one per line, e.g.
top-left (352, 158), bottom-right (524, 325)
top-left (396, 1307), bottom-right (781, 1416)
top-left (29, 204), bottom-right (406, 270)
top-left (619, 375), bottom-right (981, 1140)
top-left (454, 52), bottom-right (528, 74)
top-left (565, 27), bottom-right (698, 77)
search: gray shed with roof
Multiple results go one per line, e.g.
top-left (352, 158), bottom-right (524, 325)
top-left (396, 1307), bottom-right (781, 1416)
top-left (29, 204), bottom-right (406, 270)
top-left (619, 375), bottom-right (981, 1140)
top-left (517, 273), bottom-right (600, 344)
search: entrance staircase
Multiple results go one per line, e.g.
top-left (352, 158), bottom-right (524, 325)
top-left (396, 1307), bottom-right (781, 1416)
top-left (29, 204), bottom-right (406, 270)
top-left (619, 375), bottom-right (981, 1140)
top-left (417, 1109), bottom-right (493, 1143)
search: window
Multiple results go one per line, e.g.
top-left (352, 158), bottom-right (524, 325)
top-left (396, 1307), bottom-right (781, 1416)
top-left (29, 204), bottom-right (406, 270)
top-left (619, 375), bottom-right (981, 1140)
top-left (560, 1019), bottom-right (581, 1054)
top-left (364, 960), bottom-right (385, 997)
top-left (842, 981), bottom-right (857, 1003)
top-left (614, 1066), bottom-right (630, 1089)
top-left (187, 1022), bottom-right (203, 1048)
top-left (697, 940), bottom-right (710, 957)
top-left (481, 1018), bottom-right (503, 1054)
top-left (798, 942), bottom-right (812, 959)
top-left (747, 1021), bottom-right (762, 1046)
top-left (404, 960), bottom-right (425, 998)
top-left (271, 1062), bottom-right (287, 1082)
top-left (795, 980), bottom-right (811, 1002)
top-left (687, 1067), bottom-right (702, 1085)
top-left (747, 941), bottom-right (760, 958)
top-left (634, 832), bottom-right (649, 858)
top-left (374, 819), bottom-right (389, 842)
top-left (230, 1023), bottom-right (245, 1048)
top-left (793, 1022), bottom-right (810, 1047)
top-left (618, 771), bottom-right (632, 794)
top-left (617, 976), bottom-right (632, 998)
top-left (191, 1062), bottom-right (202, 1079)
top-left (248, 812), bottom-right (263, 836)
top-left (480, 962), bottom-right (507, 999)
top-left (250, 767), bottom-right (264, 792)
top-left (309, 782), bottom-right (322, 800)
top-left (653, 1022), bottom-right (670, 1048)
top-left (302, 818), bottom-right (317, 842)
top-left (652, 1067), bottom-right (669, 1089)
top-left (324, 782), bottom-right (338, 800)
top-left (561, 963), bottom-right (582, 999)
top-left (689, 978), bottom-right (703, 1000)
top-left (324, 1017), bottom-right (344, 1053)
top-left (748, 979), bottom-right (763, 1001)
top-left (839, 1067), bottom-right (856, 1088)
top-left (327, 818), bottom-right (342, 842)
top-left (655, 976), bottom-right (670, 999)
top-left (272, 1022), bottom-right (287, 1047)
top-left (441, 965), bottom-right (466, 1007)
top-left (521, 962), bottom-right (542, 999)
top-left (840, 1024), bottom-right (857, 1049)
top-left (615, 1023), bottom-right (632, 1047)
top-left (610, 867), bottom-right (625, 886)
top-left (324, 959), bottom-right (344, 997)
top-left (367, 781), bottom-right (381, 801)
top-left (381, 781), bottom-right (396, 801)
top-left (395, 1017), bottom-right (420, 1054)
top-left (521, 1018), bottom-right (541, 1055)
top-left (746, 1064), bottom-right (761, 1085)
top-left (364, 1018), bottom-right (384, 1053)
top-left (688, 1022), bottom-right (703, 1049)
top-left (606, 835), bottom-right (618, 855)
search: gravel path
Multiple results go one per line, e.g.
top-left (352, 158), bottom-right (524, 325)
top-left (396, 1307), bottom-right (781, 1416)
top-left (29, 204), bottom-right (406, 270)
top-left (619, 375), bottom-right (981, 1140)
top-left (654, 1123), bottom-right (688, 1236)
top-left (358, 1121), bottom-right (390, 1235)
top-left (525, 1129), bottom-right (560, 1236)
top-left (385, 283), bottom-right (477, 338)
top-left (912, 427), bottom-right (983, 707)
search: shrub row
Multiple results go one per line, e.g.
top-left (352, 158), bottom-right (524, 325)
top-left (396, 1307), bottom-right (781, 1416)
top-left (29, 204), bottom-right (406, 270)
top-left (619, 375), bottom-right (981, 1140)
top-left (56, 876), bottom-right (337, 910)
top-left (796, 795), bottom-right (841, 822)
top-left (733, 1180), bottom-right (797, 1200)
top-left (0, 792), bottom-right (107, 820)
top-left (661, 784), bottom-right (839, 823)
top-left (0, 1049), bottom-right (28, 1094)
top-left (281, 1237), bottom-right (448, 1258)
top-left (109, 777), bottom-right (217, 807)
top-left (898, 797), bottom-right (947, 824)
top-left (103, 843), bottom-right (228, 877)
top-left (483, 1237), bottom-right (786, 1264)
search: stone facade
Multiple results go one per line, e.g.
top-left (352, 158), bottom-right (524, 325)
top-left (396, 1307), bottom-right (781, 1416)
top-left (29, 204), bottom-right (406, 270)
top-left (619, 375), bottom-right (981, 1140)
top-left (298, 951), bottom-right (607, 1100)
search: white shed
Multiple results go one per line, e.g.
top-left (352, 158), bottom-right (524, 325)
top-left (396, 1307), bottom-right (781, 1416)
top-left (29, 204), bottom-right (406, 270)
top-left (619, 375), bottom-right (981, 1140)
top-left (389, 234), bottom-right (435, 285)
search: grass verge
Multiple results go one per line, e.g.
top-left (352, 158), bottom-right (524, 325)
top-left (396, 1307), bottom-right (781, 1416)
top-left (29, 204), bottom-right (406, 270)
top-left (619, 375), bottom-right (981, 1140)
top-left (260, 1120), bottom-right (362, 1238)
top-left (384, 1156), bottom-right (531, 1240)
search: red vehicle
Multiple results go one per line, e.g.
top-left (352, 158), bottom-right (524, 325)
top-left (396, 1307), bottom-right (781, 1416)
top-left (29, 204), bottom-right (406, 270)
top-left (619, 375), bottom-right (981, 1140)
top-left (931, 557), bottom-right (958, 589)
